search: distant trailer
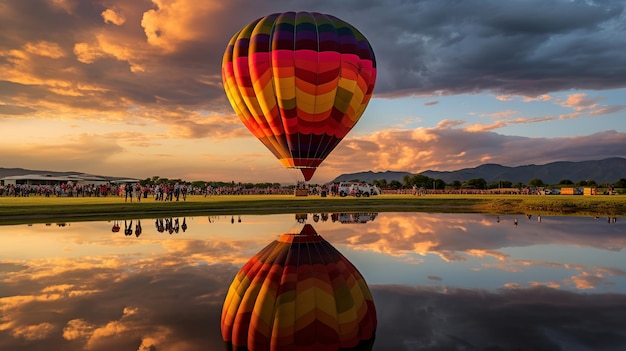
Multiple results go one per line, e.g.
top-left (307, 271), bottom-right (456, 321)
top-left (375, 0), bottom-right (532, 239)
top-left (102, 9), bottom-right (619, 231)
top-left (583, 187), bottom-right (597, 196)
top-left (560, 187), bottom-right (583, 195)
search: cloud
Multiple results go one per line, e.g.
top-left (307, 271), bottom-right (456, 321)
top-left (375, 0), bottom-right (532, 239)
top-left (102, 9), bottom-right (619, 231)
top-left (2, 0), bottom-right (625, 124)
top-left (23, 41), bottom-right (66, 58)
top-left (0, 104), bottom-right (36, 115)
top-left (101, 9), bottom-right (126, 26)
top-left (363, 0), bottom-right (626, 97)
top-left (1, 0), bottom-right (625, 181)
top-left (589, 105), bottom-right (626, 116)
top-left (326, 124), bottom-right (626, 174)
top-left (479, 110), bottom-right (518, 119)
top-left (565, 272), bottom-right (610, 290)
top-left (561, 93), bottom-right (602, 111)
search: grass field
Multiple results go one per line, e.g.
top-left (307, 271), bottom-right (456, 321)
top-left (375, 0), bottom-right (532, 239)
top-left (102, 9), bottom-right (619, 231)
top-left (0, 193), bottom-right (624, 226)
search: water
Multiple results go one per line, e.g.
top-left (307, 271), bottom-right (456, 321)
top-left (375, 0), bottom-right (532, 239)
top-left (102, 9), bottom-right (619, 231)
top-left (1, 213), bottom-right (625, 350)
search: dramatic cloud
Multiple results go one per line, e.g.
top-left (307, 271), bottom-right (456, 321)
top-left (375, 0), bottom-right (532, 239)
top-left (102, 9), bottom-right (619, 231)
top-left (2, 0), bottom-right (625, 116)
top-left (1, 0), bottom-right (624, 181)
top-left (325, 125), bottom-right (626, 175)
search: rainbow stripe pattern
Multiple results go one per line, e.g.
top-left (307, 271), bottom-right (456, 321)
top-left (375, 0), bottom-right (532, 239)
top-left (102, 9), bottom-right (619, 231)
top-left (222, 12), bottom-right (377, 181)
top-left (221, 224), bottom-right (377, 350)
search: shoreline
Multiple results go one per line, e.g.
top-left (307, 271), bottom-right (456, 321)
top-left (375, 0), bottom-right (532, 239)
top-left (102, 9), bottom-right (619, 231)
top-left (0, 194), bottom-right (624, 226)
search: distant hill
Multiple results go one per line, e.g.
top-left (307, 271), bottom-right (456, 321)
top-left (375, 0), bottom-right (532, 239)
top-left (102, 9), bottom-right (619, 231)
top-left (0, 167), bottom-right (82, 178)
top-left (331, 158), bottom-right (626, 185)
top-left (0, 167), bottom-right (134, 182)
top-left (331, 170), bottom-right (413, 183)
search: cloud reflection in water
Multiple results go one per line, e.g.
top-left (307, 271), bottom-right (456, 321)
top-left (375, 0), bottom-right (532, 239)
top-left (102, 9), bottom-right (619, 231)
top-left (0, 213), bottom-right (624, 350)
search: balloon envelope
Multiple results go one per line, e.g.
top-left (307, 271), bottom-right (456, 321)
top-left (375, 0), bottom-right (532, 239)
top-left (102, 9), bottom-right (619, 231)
top-left (221, 224), bottom-right (377, 351)
top-left (222, 12), bottom-right (377, 181)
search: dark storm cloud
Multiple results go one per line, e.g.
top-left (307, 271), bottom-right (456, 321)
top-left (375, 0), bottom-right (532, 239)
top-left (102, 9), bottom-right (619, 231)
top-left (212, 0), bottom-right (626, 97)
top-left (348, 0), bottom-right (626, 97)
top-left (2, 0), bottom-right (624, 120)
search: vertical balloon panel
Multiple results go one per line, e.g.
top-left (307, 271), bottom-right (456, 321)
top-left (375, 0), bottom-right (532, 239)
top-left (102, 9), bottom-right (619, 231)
top-left (221, 224), bottom-right (377, 351)
top-left (222, 11), bottom-right (376, 181)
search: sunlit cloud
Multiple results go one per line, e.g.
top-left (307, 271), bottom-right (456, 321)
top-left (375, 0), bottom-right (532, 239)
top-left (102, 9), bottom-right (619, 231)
top-left (496, 95), bottom-right (514, 101)
top-left (560, 93), bottom-right (601, 111)
top-left (529, 281), bottom-right (561, 289)
top-left (73, 42), bottom-right (107, 64)
top-left (480, 110), bottom-right (518, 119)
top-left (141, 0), bottom-right (225, 52)
top-left (466, 249), bottom-right (509, 261)
top-left (588, 105), bottom-right (626, 116)
top-left (102, 8), bottom-right (126, 25)
top-left (464, 121), bottom-right (507, 132)
top-left (24, 41), bottom-right (65, 58)
top-left (11, 323), bottom-right (55, 341)
top-left (565, 272), bottom-right (606, 290)
top-left (522, 94), bottom-right (552, 102)
top-left (327, 126), bottom-right (626, 174)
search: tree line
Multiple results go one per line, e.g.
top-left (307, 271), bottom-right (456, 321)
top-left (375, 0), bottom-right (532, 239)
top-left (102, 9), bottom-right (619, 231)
top-left (138, 176), bottom-right (284, 190)
top-left (362, 175), bottom-right (626, 191)
top-left (138, 175), bottom-right (626, 192)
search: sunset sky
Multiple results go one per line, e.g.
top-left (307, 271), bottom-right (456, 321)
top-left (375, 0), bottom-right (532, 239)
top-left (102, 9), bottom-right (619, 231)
top-left (1, 0), bottom-right (625, 184)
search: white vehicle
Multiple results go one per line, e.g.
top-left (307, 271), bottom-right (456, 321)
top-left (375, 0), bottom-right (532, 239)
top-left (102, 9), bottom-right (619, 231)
top-left (337, 212), bottom-right (378, 223)
top-left (338, 182), bottom-right (381, 197)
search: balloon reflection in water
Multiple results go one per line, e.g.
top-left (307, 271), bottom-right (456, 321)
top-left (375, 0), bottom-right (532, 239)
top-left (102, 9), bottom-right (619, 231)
top-left (221, 224), bottom-right (376, 351)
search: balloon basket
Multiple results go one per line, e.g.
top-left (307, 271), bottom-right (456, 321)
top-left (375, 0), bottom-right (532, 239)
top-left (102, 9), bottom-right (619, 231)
top-left (294, 189), bottom-right (308, 197)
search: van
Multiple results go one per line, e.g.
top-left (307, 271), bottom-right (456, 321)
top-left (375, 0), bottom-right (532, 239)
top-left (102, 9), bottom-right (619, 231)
top-left (337, 182), bottom-right (381, 197)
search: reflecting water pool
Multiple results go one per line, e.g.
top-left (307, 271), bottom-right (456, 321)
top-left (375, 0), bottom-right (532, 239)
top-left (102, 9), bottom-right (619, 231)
top-left (1, 213), bottom-right (625, 350)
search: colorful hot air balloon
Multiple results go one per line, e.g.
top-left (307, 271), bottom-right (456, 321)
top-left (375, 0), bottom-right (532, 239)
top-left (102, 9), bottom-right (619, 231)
top-left (222, 12), bottom-right (377, 181)
top-left (221, 224), bottom-right (377, 351)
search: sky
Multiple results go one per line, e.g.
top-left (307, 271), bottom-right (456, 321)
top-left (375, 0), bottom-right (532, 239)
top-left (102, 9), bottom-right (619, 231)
top-left (1, 0), bottom-right (625, 184)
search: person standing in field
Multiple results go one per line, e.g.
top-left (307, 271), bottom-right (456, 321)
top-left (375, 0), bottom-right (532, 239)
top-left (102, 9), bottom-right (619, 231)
top-left (135, 183), bottom-right (142, 202)
top-left (125, 183), bottom-right (133, 202)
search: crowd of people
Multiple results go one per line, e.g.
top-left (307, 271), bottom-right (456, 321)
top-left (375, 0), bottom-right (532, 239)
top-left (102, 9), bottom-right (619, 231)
top-left (0, 181), bottom-right (612, 198)
top-left (0, 181), bottom-right (297, 199)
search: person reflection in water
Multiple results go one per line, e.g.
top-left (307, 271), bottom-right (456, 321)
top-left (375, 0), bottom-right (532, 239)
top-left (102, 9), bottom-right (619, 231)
top-left (135, 219), bottom-right (142, 237)
top-left (124, 220), bottom-right (133, 236)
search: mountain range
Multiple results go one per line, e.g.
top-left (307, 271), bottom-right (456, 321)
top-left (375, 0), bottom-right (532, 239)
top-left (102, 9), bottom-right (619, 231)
top-left (331, 157), bottom-right (626, 185)
top-left (2, 157), bottom-right (625, 185)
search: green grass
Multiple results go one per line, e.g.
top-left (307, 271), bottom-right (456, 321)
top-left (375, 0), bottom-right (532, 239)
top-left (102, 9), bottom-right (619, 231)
top-left (0, 193), bottom-right (624, 226)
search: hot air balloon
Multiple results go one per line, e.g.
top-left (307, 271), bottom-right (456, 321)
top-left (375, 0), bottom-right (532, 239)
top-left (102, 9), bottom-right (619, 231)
top-left (222, 12), bottom-right (377, 181)
top-left (221, 224), bottom-right (377, 351)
